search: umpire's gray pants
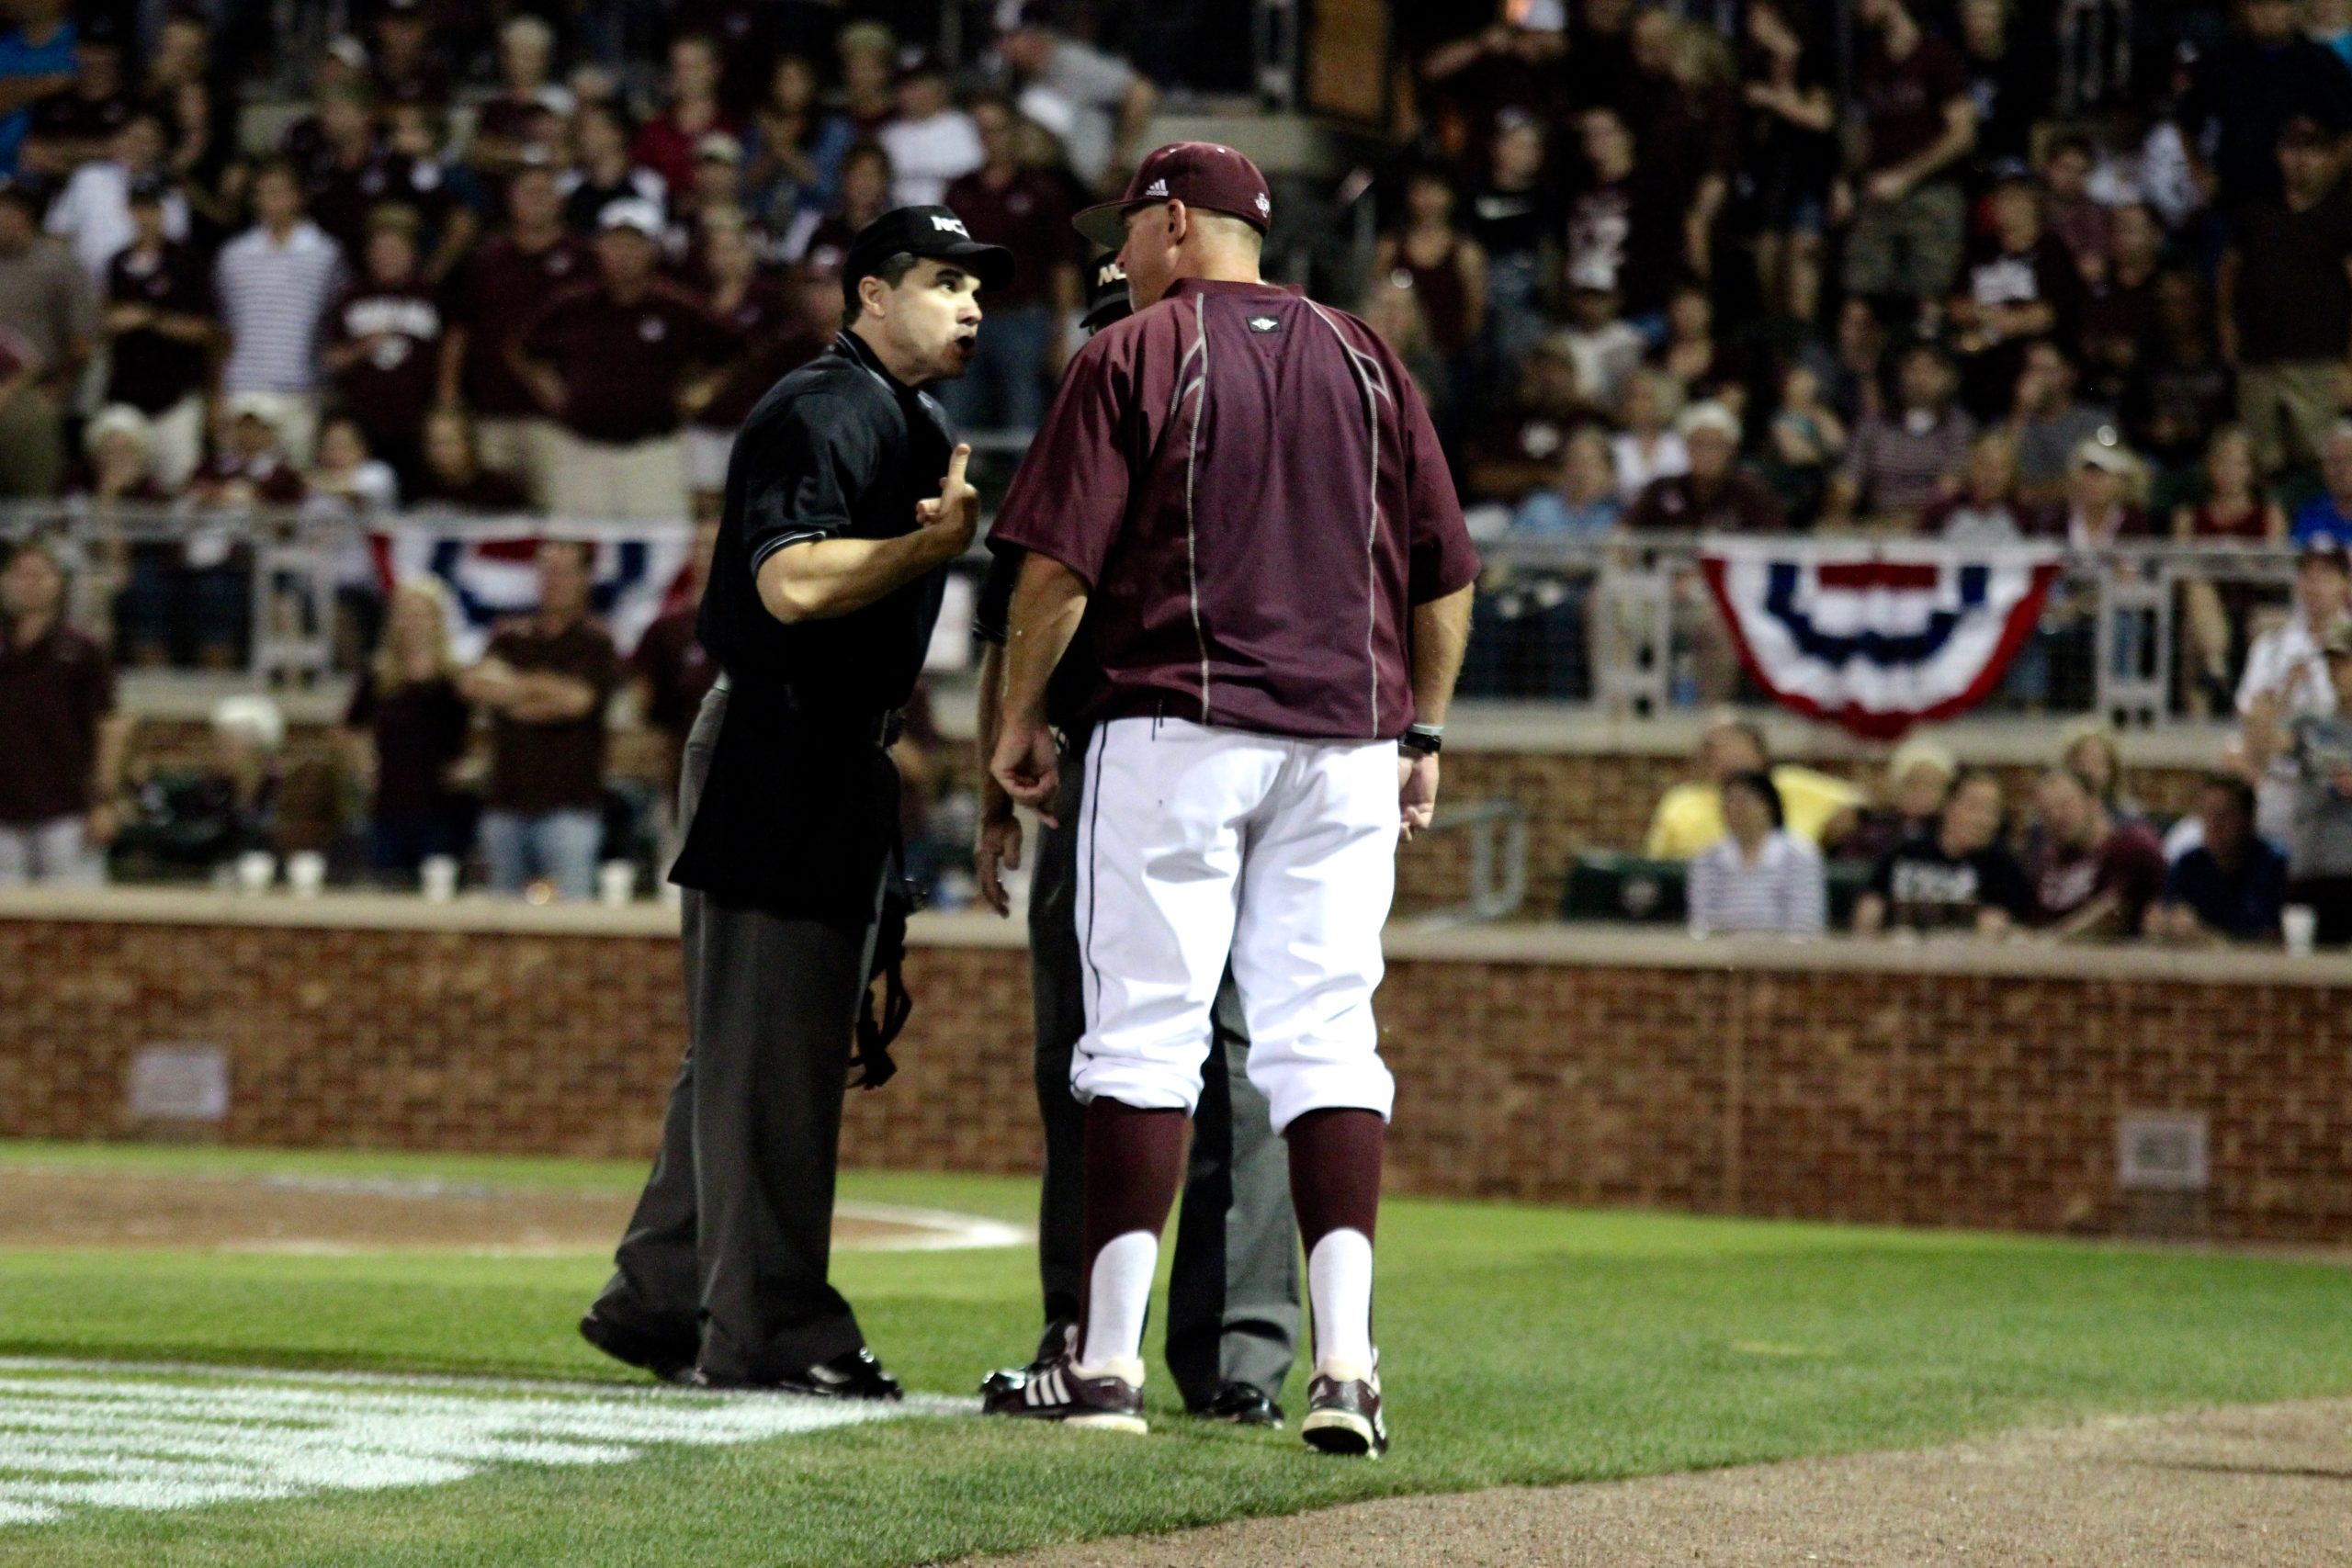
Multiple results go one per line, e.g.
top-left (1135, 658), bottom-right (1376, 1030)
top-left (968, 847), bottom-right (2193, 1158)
top-left (592, 683), bottom-right (880, 1379)
top-left (1030, 727), bottom-right (1300, 1406)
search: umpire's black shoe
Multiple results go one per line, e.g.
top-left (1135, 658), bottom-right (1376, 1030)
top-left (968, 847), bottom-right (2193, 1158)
top-left (978, 1318), bottom-right (1078, 1402)
top-left (1193, 1382), bottom-right (1285, 1428)
top-left (577, 1311), bottom-right (695, 1384)
top-left (695, 1347), bottom-right (904, 1402)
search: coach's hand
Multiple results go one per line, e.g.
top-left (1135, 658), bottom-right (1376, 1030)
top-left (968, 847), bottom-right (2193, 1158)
top-left (1399, 751), bottom-right (1439, 840)
top-left (975, 807), bottom-right (1023, 917)
top-left (915, 444), bottom-right (980, 558)
top-left (993, 716), bottom-right (1061, 826)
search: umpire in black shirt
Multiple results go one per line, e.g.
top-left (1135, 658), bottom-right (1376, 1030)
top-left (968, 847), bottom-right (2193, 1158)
top-left (582, 207), bottom-right (1012, 1397)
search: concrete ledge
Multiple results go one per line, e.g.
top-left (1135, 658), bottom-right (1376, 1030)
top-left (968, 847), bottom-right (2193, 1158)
top-left (6, 887), bottom-right (2338, 984)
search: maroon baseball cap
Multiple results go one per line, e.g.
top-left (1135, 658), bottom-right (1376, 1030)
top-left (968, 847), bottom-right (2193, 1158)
top-left (1074, 141), bottom-right (1272, 250)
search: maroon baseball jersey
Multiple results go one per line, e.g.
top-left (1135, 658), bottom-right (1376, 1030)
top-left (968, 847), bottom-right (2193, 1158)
top-left (989, 277), bottom-right (1479, 741)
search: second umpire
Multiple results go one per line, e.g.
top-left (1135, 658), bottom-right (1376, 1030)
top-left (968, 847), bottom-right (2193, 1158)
top-left (581, 206), bottom-right (1012, 1396)
top-left (971, 256), bottom-right (1300, 1427)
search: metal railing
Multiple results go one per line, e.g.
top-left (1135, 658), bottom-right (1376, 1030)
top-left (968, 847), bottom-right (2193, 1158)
top-left (3, 504), bottom-right (2312, 727)
top-left (1469, 532), bottom-right (2306, 727)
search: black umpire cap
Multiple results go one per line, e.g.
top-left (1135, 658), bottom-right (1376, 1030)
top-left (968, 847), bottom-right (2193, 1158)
top-left (1080, 254), bottom-right (1132, 332)
top-left (842, 205), bottom-right (1015, 302)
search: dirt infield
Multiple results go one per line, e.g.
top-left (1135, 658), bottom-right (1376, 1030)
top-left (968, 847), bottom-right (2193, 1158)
top-left (0, 1168), bottom-right (948, 1253)
top-left (962, 1399), bottom-right (2352, 1568)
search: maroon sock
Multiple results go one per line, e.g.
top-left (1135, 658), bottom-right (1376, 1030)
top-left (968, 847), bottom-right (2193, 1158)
top-left (1076, 1098), bottom-right (1188, 1344)
top-left (1284, 1107), bottom-right (1385, 1252)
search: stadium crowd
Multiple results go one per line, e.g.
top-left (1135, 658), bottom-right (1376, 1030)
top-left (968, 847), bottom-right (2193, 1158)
top-left (2, 0), bottom-right (2352, 938)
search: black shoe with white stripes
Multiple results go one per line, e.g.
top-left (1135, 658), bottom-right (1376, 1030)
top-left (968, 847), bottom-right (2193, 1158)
top-left (1300, 1357), bottom-right (1388, 1457)
top-left (978, 1318), bottom-right (1078, 1404)
top-left (978, 1352), bottom-right (1148, 1434)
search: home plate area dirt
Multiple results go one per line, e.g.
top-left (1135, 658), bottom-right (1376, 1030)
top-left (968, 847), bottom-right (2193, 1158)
top-left (958, 1399), bottom-right (2352, 1568)
top-left (0, 1167), bottom-right (1001, 1253)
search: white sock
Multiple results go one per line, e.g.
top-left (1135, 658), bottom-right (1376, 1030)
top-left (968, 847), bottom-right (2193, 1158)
top-left (1077, 1230), bottom-right (1156, 1382)
top-left (1307, 1227), bottom-right (1374, 1377)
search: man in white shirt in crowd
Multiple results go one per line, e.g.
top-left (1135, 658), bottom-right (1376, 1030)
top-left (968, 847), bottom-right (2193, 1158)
top-left (878, 58), bottom-right (981, 208)
top-left (2238, 540), bottom-right (2351, 846)
top-left (43, 109), bottom-right (186, 288)
top-left (995, 5), bottom-right (1158, 194)
top-left (212, 158), bottom-right (346, 466)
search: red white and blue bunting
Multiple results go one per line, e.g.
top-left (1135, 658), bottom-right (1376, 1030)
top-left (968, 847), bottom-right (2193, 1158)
top-left (368, 520), bottom-right (695, 661)
top-left (1699, 539), bottom-right (2064, 740)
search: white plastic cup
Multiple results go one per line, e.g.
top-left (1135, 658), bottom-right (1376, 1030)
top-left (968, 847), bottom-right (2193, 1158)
top-left (420, 854), bottom-right (459, 903)
top-left (2283, 904), bottom-right (2318, 956)
top-left (598, 860), bottom-right (637, 907)
top-left (287, 851), bottom-right (326, 897)
top-left (234, 851), bottom-right (277, 894)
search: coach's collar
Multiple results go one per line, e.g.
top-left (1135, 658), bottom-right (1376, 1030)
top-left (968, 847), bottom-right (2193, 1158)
top-left (1158, 277), bottom-right (1301, 302)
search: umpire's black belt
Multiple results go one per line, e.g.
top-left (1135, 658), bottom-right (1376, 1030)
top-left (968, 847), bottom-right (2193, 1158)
top-left (713, 672), bottom-right (905, 750)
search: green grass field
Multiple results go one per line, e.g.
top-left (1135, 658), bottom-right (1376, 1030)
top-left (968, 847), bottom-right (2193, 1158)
top-left (3, 1138), bottom-right (2350, 1567)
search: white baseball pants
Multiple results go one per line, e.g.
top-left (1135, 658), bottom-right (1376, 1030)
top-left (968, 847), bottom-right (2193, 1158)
top-left (1071, 716), bottom-right (1398, 1133)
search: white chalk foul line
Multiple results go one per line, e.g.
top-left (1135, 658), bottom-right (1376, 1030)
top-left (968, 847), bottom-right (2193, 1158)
top-left (0, 1359), bottom-right (968, 1529)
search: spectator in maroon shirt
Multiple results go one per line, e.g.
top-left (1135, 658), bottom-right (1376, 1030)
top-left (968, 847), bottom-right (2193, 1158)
top-left (2025, 765), bottom-right (2167, 939)
top-left (324, 207), bottom-right (445, 487)
top-left (1841, 0), bottom-right (1978, 313)
top-left (101, 174), bottom-right (212, 490)
top-left (632, 34), bottom-right (735, 199)
top-left (937, 96), bottom-right (1081, 434)
top-left (188, 396), bottom-right (309, 508)
top-left (680, 209), bottom-right (822, 513)
top-left (436, 157), bottom-right (594, 492)
top-left (0, 536), bottom-right (129, 885)
top-left (468, 16), bottom-right (571, 186)
top-left (456, 538), bottom-right (621, 900)
top-left (1623, 8), bottom-right (1735, 288)
top-left (344, 575), bottom-right (471, 879)
top-left (410, 406), bottom-right (531, 513)
top-left (508, 199), bottom-right (735, 519)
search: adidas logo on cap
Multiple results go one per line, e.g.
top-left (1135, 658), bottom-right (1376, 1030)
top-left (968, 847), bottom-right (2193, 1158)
top-left (1144, 178), bottom-right (1169, 197)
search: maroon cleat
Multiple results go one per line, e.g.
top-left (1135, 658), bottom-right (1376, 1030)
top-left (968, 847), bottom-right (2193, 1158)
top-left (978, 1352), bottom-right (1148, 1434)
top-left (1300, 1357), bottom-right (1388, 1458)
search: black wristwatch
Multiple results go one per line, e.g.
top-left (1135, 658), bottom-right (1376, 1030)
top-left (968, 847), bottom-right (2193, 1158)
top-left (1400, 723), bottom-right (1444, 758)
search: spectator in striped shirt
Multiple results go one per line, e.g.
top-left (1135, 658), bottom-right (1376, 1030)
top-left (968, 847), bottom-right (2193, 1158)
top-left (212, 160), bottom-right (347, 466)
top-left (1826, 339), bottom-right (1973, 527)
top-left (1687, 770), bottom-right (1828, 938)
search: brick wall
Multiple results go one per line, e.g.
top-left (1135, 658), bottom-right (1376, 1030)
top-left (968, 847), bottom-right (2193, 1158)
top-left (6, 909), bottom-right (2345, 1244)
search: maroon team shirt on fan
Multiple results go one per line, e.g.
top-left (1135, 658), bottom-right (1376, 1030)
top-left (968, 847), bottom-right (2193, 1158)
top-left (329, 283), bottom-right (443, 451)
top-left (2026, 820), bottom-right (2167, 930)
top-left (695, 276), bottom-right (826, 429)
top-left (445, 232), bottom-right (596, 418)
top-left (941, 165), bottom-right (1082, 310)
top-left (987, 276), bottom-right (1480, 742)
top-left (513, 281), bottom-right (735, 445)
